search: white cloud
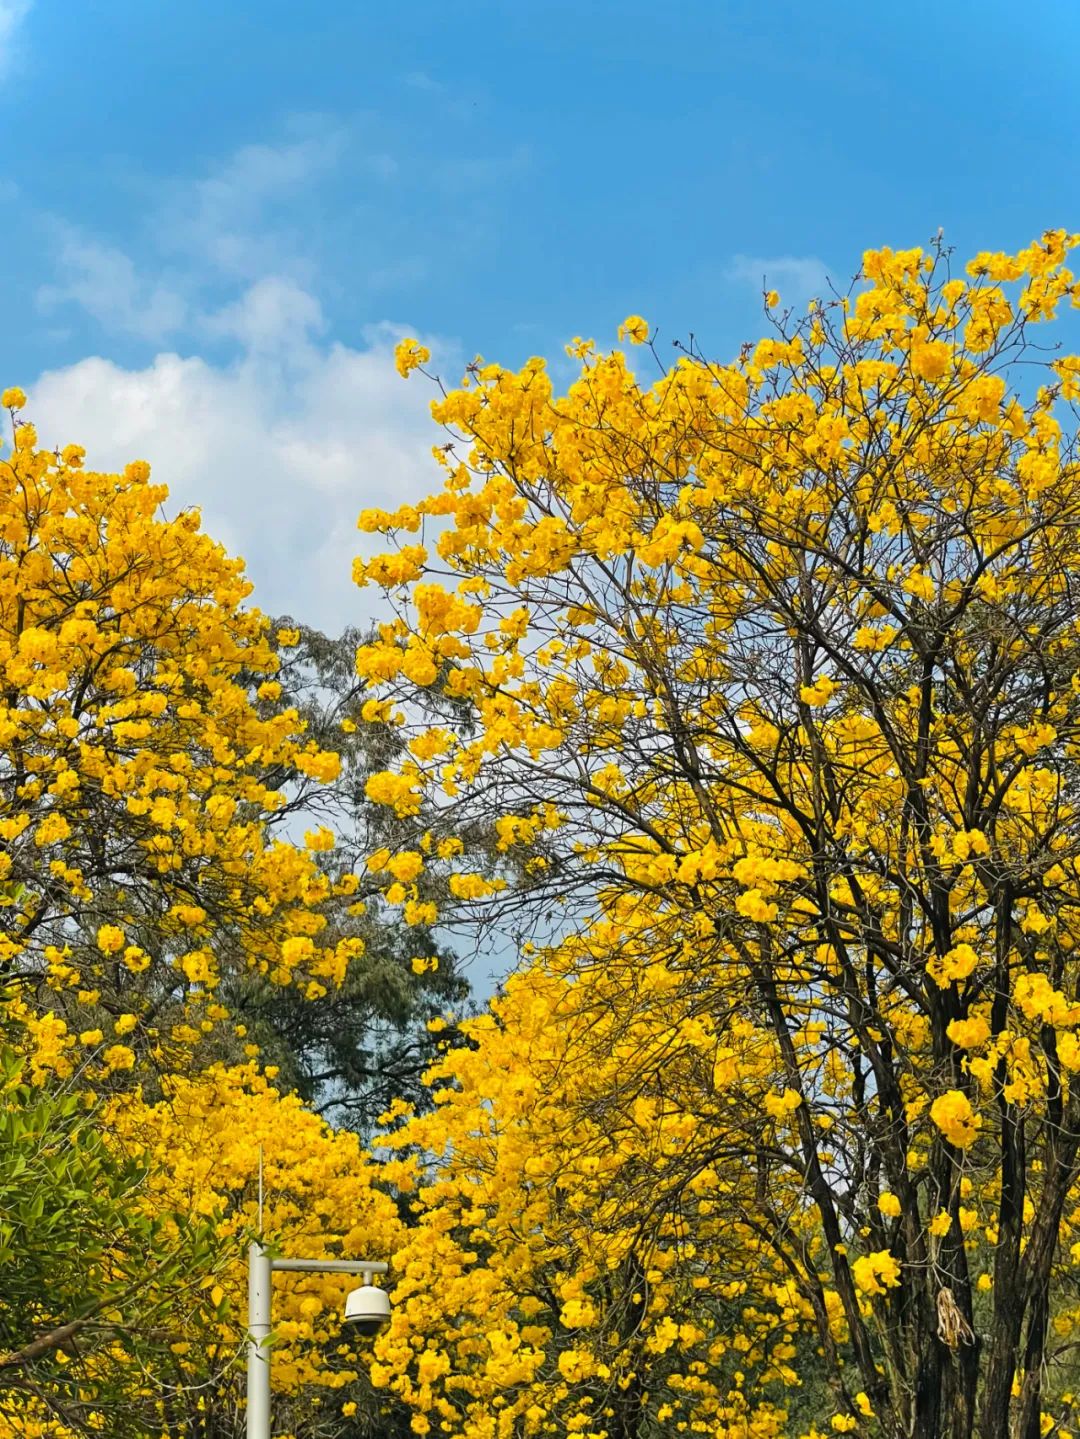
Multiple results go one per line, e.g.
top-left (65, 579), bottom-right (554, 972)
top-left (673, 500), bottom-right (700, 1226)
top-left (202, 275), bottom-right (325, 354)
top-left (37, 123), bottom-right (353, 343)
top-left (159, 126), bottom-right (348, 281)
top-left (438, 144), bottom-right (532, 189)
top-left (29, 312), bottom-right (451, 635)
top-left (38, 231), bottom-right (189, 344)
top-left (367, 256), bottom-right (429, 293)
top-left (0, 1), bottom-right (30, 75)
top-left (28, 122), bottom-right (454, 637)
top-left (403, 70), bottom-right (444, 93)
top-left (726, 254), bottom-right (832, 307)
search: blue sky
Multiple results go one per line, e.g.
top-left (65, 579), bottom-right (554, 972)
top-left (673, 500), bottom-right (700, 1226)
top-left (3, 0), bottom-right (1079, 630)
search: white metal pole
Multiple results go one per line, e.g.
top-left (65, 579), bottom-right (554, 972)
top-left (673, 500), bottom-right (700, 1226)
top-left (247, 1240), bottom-right (273, 1439)
top-left (245, 1237), bottom-right (388, 1439)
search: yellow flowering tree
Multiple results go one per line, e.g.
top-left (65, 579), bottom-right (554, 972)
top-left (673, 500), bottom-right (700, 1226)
top-left (0, 1000), bottom-right (228, 1439)
top-left (0, 400), bottom-right (363, 1080)
top-left (1, 990), bottom-right (406, 1439)
top-left (0, 404), bottom-right (431, 1436)
top-left (226, 620), bottom-right (472, 1133)
top-left (369, 965), bottom-right (809, 1439)
top-left (102, 1060), bottom-right (407, 1439)
top-left (354, 232), bottom-right (1080, 1439)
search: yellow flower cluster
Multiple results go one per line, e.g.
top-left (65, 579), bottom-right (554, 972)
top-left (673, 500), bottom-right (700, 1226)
top-left (0, 405), bottom-right (361, 1049)
top-left (106, 1061), bottom-right (405, 1417)
top-left (851, 1250), bottom-right (901, 1297)
top-left (367, 962), bottom-right (798, 1437)
top-left (929, 1090), bottom-right (981, 1149)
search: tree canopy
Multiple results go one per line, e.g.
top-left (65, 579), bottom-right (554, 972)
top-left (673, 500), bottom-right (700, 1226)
top-left (13, 231), bottom-right (1080, 1439)
top-left (354, 231), bottom-right (1080, 1439)
top-left (0, 399), bottom-right (465, 1436)
top-left (0, 407), bottom-right (357, 1059)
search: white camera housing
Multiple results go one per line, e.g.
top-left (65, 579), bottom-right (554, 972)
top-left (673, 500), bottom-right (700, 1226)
top-left (343, 1283), bottom-right (391, 1336)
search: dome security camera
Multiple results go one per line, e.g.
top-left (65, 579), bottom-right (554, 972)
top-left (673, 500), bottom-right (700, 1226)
top-left (343, 1283), bottom-right (391, 1336)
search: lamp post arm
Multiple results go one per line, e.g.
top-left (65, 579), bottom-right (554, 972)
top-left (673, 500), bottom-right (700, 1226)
top-left (271, 1258), bottom-right (388, 1275)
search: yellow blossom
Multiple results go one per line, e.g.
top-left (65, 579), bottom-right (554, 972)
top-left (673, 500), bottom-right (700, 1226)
top-left (619, 315), bottom-right (649, 344)
top-left (852, 1250), bottom-right (901, 1296)
top-left (930, 1090), bottom-right (981, 1148)
top-left (395, 338), bottom-right (432, 378)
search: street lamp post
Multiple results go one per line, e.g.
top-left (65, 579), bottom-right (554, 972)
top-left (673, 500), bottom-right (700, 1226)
top-left (246, 1240), bottom-right (389, 1439)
